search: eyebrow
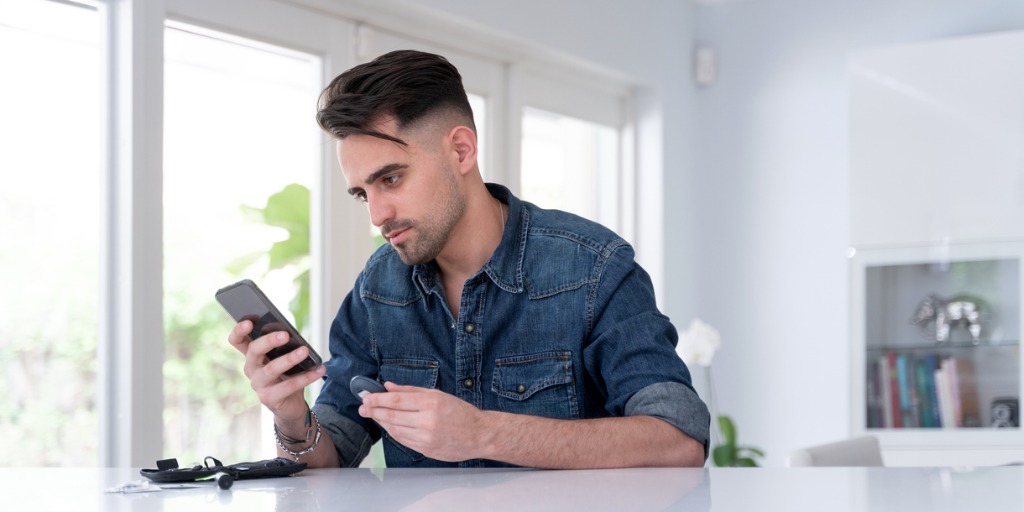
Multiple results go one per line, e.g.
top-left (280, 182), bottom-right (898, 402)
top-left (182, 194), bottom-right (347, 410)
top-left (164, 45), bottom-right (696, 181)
top-left (347, 163), bottom-right (409, 196)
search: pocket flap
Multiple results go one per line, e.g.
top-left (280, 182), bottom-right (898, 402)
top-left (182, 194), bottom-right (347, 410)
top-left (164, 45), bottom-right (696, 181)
top-left (380, 358), bottom-right (439, 389)
top-left (492, 350), bottom-right (573, 401)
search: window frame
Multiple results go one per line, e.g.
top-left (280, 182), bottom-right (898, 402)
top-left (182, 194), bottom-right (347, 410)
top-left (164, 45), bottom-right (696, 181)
top-left (509, 63), bottom-right (637, 244)
top-left (97, 0), bottom-right (358, 467)
top-left (93, 0), bottom-right (643, 467)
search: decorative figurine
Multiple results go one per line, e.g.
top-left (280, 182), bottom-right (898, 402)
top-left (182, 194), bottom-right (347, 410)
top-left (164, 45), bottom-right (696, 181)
top-left (910, 293), bottom-right (983, 344)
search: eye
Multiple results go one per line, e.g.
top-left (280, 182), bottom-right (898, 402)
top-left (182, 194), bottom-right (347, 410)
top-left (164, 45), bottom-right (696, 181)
top-left (382, 174), bottom-right (399, 186)
top-left (353, 191), bottom-right (367, 203)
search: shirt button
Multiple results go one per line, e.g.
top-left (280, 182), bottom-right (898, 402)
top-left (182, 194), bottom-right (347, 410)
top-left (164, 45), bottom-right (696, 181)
top-left (517, 384), bottom-right (526, 394)
top-left (463, 378), bottom-right (474, 389)
top-left (464, 323), bottom-right (475, 333)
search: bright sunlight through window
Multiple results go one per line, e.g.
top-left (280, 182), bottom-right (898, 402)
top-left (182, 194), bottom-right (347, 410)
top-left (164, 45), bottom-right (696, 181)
top-left (162, 22), bottom-right (320, 463)
top-left (0, 0), bottom-right (102, 466)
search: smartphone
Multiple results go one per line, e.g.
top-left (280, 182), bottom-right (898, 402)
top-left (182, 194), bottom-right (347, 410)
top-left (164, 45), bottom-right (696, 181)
top-left (215, 279), bottom-right (322, 376)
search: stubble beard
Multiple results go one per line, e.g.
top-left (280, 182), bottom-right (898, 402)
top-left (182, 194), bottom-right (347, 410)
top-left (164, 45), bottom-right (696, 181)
top-left (388, 164), bottom-right (465, 265)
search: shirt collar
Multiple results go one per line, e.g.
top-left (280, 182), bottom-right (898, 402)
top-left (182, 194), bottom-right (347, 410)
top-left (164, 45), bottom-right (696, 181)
top-left (481, 183), bottom-right (527, 293)
top-left (410, 183), bottom-right (527, 297)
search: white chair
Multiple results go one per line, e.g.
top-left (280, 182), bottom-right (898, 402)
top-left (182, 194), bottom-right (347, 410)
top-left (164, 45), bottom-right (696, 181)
top-left (785, 435), bottom-right (884, 467)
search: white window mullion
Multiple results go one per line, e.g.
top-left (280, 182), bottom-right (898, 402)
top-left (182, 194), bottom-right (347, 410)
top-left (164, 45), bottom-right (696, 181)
top-left (504, 62), bottom-right (525, 196)
top-left (98, 0), bottom-right (165, 468)
top-left (313, 17), bottom-right (359, 397)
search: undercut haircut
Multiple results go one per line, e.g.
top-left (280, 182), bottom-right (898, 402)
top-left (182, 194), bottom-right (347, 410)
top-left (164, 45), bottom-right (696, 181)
top-left (316, 49), bottom-right (476, 145)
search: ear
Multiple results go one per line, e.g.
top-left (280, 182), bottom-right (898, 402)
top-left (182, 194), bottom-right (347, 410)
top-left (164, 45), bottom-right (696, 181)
top-left (447, 125), bottom-right (478, 175)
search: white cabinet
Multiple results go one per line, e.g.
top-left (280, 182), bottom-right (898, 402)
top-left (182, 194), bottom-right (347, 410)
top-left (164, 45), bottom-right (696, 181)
top-left (850, 241), bottom-right (1024, 466)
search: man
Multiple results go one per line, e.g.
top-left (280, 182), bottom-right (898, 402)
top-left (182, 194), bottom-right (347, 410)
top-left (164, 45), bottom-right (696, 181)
top-left (229, 50), bottom-right (709, 468)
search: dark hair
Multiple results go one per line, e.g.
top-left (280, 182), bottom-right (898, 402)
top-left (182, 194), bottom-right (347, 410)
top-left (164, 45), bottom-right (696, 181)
top-left (316, 50), bottom-right (475, 145)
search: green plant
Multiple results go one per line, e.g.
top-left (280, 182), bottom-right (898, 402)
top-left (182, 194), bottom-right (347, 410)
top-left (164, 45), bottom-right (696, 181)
top-left (712, 414), bottom-right (765, 467)
top-left (236, 183), bottom-right (311, 333)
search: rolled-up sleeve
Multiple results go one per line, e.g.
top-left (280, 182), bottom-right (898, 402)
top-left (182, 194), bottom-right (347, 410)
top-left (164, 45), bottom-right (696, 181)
top-left (311, 402), bottom-right (374, 467)
top-left (625, 381), bottom-right (710, 461)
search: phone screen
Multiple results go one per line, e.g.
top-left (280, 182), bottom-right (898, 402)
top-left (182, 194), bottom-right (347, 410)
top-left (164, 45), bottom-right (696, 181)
top-left (215, 279), bottom-right (322, 376)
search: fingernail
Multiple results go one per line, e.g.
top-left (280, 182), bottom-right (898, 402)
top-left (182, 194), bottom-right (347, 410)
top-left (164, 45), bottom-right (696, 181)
top-left (277, 332), bottom-right (287, 341)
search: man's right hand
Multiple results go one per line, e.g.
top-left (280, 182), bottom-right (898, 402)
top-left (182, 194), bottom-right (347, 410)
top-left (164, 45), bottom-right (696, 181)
top-left (227, 320), bottom-right (326, 423)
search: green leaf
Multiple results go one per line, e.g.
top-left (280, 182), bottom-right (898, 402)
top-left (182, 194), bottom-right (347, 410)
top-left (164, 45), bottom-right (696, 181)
top-left (718, 414), bottom-right (737, 445)
top-left (267, 236), bottom-right (309, 270)
top-left (290, 268), bottom-right (310, 334)
top-left (261, 184), bottom-right (309, 233)
top-left (712, 445), bottom-right (734, 467)
top-left (712, 414), bottom-right (766, 466)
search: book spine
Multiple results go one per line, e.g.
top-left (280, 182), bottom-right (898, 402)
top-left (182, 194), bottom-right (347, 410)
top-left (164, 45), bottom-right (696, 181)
top-left (925, 353), bottom-right (942, 428)
top-left (888, 351), bottom-right (902, 428)
top-left (896, 354), bottom-right (913, 428)
top-left (948, 357), bottom-right (962, 427)
top-left (866, 359), bottom-right (878, 428)
top-left (879, 355), bottom-right (893, 428)
top-left (916, 359), bottom-right (932, 428)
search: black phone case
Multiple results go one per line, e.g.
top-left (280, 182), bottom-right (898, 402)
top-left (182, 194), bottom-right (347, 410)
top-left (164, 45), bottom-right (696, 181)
top-left (215, 279), bottom-right (322, 375)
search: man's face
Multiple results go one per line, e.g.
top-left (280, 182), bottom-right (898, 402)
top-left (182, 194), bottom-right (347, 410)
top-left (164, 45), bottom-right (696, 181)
top-left (338, 121), bottom-right (465, 265)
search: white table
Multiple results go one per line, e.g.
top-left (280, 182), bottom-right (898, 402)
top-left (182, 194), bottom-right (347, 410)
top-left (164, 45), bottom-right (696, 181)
top-left (3, 465), bottom-right (1021, 511)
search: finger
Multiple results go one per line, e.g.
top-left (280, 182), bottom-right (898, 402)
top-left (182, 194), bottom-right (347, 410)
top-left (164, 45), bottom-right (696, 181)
top-left (263, 344), bottom-right (315, 378)
top-left (256, 364), bottom-right (326, 411)
top-left (227, 320), bottom-right (254, 354)
top-left (365, 405), bottom-right (418, 429)
top-left (242, 331), bottom-right (292, 381)
top-left (383, 382), bottom-right (423, 392)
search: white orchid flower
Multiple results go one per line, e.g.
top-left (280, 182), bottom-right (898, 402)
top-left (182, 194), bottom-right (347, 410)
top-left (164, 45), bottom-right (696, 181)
top-left (677, 318), bottom-right (721, 368)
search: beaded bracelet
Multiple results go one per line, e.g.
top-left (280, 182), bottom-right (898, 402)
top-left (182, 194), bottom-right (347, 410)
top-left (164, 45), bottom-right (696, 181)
top-left (274, 408), bottom-right (322, 461)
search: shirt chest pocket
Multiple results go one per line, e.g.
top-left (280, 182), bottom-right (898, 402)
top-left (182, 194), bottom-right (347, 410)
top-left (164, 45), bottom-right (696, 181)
top-left (491, 350), bottom-right (579, 420)
top-left (379, 358), bottom-right (439, 389)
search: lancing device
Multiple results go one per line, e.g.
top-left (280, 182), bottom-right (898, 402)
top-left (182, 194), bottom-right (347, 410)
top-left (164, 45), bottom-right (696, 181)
top-left (214, 472), bottom-right (233, 490)
top-left (350, 375), bottom-right (387, 402)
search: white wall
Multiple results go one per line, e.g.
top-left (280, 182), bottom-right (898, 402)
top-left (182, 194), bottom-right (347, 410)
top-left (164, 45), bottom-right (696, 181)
top-left (409, 0), bottom-right (1024, 466)
top-left (408, 0), bottom-right (701, 318)
top-left (850, 31), bottom-right (1024, 247)
top-left (694, 0), bottom-right (1024, 466)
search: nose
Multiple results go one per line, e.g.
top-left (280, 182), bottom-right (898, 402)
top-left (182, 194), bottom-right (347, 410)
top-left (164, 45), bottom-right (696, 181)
top-left (366, 193), bottom-right (395, 228)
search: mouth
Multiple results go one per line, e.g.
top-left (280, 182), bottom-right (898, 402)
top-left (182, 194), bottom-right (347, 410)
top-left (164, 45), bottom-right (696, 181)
top-left (384, 226), bottom-right (410, 245)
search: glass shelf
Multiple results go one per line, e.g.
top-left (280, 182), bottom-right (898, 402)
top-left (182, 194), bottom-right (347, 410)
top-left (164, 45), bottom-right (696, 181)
top-left (851, 241), bottom-right (1024, 451)
top-left (867, 340), bottom-right (1020, 352)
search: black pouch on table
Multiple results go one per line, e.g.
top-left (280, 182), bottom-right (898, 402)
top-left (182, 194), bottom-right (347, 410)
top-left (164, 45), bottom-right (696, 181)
top-left (140, 456), bottom-right (306, 483)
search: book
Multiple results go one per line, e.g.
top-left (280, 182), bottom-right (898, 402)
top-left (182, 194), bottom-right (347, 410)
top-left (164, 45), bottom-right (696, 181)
top-left (896, 354), bottom-right (915, 427)
top-left (923, 353), bottom-right (942, 428)
top-left (915, 359), bottom-right (933, 428)
top-left (888, 351), bottom-right (902, 428)
top-left (879, 355), bottom-right (893, 428)
top-left (934, 362), bottom-right (948, 428)
top-left (866, 358), bottom-right (879, 428)
top-left (954, 357), bottom-right (981, 427)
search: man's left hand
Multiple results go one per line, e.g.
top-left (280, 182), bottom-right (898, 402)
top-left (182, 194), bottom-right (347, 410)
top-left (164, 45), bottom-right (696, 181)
top-left (358, 382), bottom-right (485, 462)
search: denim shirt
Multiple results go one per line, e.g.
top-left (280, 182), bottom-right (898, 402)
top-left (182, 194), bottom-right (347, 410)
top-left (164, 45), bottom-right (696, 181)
top-left (313, 184), bottom-right (710, 467)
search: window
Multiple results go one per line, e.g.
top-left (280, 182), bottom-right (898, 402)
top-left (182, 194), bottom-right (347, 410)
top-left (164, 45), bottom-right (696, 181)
top-left (520, 107), bottom-right (621, 231)
top-left (0, 0), bottom-right (102, 466)
top-left (2, 0), bottom-right (638, 467)
top-left (162, 22), bottom-right (320, 462)
top-left (514, 66), bottom-right (633, 241)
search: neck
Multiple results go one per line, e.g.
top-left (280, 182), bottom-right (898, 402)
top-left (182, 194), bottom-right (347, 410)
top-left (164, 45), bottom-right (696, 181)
top-left (434, 184), bottom-right (505, 284)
